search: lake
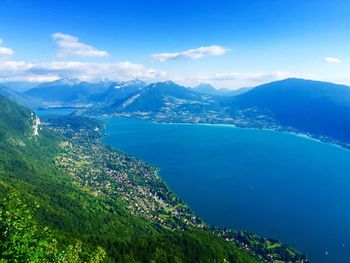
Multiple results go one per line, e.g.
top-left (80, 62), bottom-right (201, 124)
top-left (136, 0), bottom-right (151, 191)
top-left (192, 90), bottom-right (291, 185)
top-left (102, 117), bottom-right (350, 263)
top-left (36, 107), bottom-right (77, 117)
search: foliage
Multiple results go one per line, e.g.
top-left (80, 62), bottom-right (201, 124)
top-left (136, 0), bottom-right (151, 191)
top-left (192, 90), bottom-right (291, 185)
top-left (0, 192), bottom-right (106, 262)
top-left (0, 192), bottom-right (50, 262)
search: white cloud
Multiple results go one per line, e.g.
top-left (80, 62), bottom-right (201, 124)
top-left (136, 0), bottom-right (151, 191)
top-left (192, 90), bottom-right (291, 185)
top-left (152, 45), bottom-right (230, 62)
top-left (0, 60), bottom-right (163, 82)
top-left (0, 58), bottom-right (291, 89)
top-left (324, 57), bottom-right (341, 64)
top-left (52, 33), bottom-right (108, 58)
top-left (0, 38), bottom-right (15, 59)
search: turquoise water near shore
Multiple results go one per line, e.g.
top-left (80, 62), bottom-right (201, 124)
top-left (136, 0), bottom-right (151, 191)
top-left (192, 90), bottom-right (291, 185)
top-left (102, 117), bottom-right (350, 263)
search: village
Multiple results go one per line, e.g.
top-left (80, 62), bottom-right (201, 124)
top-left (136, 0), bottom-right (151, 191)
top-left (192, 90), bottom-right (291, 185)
top-left (51, 120), bottom-right (204, 231)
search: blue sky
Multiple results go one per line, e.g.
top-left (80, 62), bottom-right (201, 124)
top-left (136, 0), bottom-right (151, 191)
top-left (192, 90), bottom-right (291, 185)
top-left (0, 0), bottom-right (349, 88)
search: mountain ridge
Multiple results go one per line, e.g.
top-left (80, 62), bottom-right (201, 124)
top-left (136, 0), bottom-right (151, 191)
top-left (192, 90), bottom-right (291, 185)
top-left (227, 78), bottom-right (350, 145)
top-left (4, 76), bottom-right (350, 147)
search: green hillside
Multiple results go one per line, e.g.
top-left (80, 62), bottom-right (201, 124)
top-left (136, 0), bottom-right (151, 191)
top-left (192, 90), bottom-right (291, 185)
top-left (0, 95), bottom-right (260, 262)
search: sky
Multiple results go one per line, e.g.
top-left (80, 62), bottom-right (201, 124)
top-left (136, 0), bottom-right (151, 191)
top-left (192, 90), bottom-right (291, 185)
top-left (0, 0), bottom-right (350, 89)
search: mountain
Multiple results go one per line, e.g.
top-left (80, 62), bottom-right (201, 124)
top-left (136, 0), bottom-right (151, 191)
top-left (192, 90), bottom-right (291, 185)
top-left (193, 83), bottom-right (251, 96)
top-left (0, 85), bottom-right (42, 109)
top-left (24, 78), bottom-right (148, 108)
top-left (227, 78), bottom-right (350, 144)
top-left (119, 81), bottom-right (204, 112)
top-left (193, 83), bottom-right (222, 95)
top-left (86, 81), bottom-right (227, 123)
top-left (24, 78), bottom-right (113, 107)
top-left (0, 95), bottom-right (269, 262)
top-left (0, 81), bottom-right (40, 92)
top-left (88, 79), bottom-right (147, 107)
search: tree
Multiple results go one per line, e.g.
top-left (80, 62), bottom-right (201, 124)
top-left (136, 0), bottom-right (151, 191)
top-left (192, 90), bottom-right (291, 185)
top-left (0, 192), bottom-right (51, 262)
top-left (0, 192), bottom-right (106, 262)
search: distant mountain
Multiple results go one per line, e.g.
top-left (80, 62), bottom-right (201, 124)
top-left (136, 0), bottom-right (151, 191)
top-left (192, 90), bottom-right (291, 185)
top-left (227, 78), bottom-right (350, 144)
top-left (193, 83), bottom-right (251, 96)
top-left (87, 81), bottom-right (223, 121)
top-left (24, 78), bottom-right (113, 107)
top-left (193, 83), bottom-right (221, 95)
top-left (120, 81), bottom-right (202, 112)
top-left (0, 85), bottom-right (42, 109)
top-left (0, 81), bottom-right (40, 92)
top-left (89, 79), bottom-right (147, 107)
top-left (25, 78), bottom-right (148, 108)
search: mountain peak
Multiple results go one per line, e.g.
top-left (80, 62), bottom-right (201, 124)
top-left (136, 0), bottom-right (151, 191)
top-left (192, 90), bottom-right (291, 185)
top-left (196, 83), bottom-right (216, 88)
top-left (48, 78), bottom-right (82, 86)
top-left (194, 83), bottom-right (217, 92)
top-left (150, 80), bottom-right (179, 88)
top-left (123, 79), bottom-right (146, 87)
top-left (113, 79), bottom-right (147, 89)
top-left (128, 79), bottom-right (146, 85)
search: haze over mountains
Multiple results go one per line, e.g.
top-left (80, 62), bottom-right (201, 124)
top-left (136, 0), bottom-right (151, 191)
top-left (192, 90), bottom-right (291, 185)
top-left (1, 77), bottom-right (350, 148)
top-left (24, 78), bottom-right (113, 107)
top-left (0, 85), bottom-right (42, 109)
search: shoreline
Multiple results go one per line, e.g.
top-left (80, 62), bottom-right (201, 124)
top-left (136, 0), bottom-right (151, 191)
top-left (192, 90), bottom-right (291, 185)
top-left (171, 122), bottom-right (350, 152)
top-left (101, 116), bottom-right (350, 153)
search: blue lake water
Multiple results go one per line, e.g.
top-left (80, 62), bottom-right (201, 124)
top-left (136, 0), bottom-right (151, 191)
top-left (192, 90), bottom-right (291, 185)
top-left (35, 107), bottom-right (77, 117)
top-left (102, 117), bottom-right (350, 263)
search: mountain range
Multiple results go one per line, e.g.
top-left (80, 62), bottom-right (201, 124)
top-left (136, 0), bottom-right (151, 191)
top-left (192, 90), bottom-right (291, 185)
top-left (1, 77), bottom-right (350, 148)
top-left (87, 81), bottom-right (222, 119)
top-left (24, 78), bottom-right (113, 107)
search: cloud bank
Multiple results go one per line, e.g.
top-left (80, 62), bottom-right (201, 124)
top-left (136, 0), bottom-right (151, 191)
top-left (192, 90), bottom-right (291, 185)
top-left (0, 60), bottom-right (163, 82)
top-left (0, 58), bottom-right (289, 89)
top-left (152, 45), bottom-right (230, 62)
top-left (52, 33), bottom-right (109, 57)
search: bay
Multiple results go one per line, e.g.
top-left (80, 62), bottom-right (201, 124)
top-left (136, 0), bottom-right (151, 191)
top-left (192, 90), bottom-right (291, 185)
top-left (102, 117), bottom-right (350, 263)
